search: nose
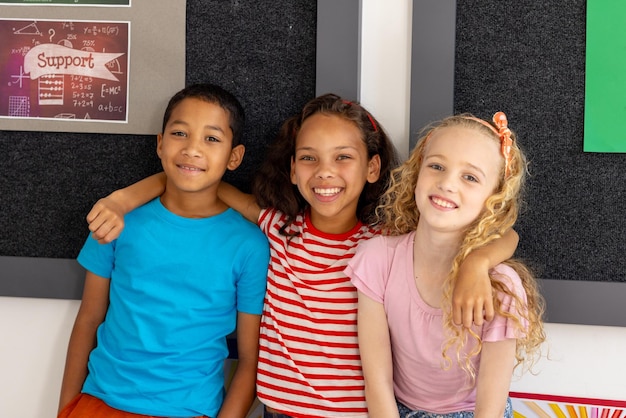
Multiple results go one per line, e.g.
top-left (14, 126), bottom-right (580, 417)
top-left (182, 135), bottom-right (203, 157)
top-left (315, 159), bottom-right (335, 179)
top-left (437, 172), bottom-right (457, 192)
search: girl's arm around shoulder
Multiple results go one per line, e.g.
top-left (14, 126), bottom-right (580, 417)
top-left (453, 229), bottom-right (519, 328)
top-left (58, 271), bottom-right (110, 413)
top-left (482, 262), bottom-right (531, 345)
top-left (87, 172), bottom-right (167, 243)
top-left (218, 181), bottom-right (261, 224)
top-left (474, 338), bottom-right (516, 418)
top-left (491, 263), bottom-right (525, 293)
top-left (217, 312), bottom-right (261, 418)
top-left (357, 291), bottom-right (400, 418)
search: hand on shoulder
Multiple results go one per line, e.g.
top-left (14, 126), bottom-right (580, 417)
top-left (86, 195), bottom-right (126, 243)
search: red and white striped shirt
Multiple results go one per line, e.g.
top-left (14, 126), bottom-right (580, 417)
top-left (256, 208), bottom-right (379, 418)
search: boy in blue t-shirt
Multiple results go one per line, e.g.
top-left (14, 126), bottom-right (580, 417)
top-left (58, 84), bottom-right (270, 418)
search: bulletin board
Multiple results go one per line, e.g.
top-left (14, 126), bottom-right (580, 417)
top-left (0, 1), bottom-right (186, 134)
top-left (0, 0), bottom-right (362, 299)
top-left (411, 1), bottom-right (626, 327)
top-left (583, 0), bottom-right (626, 152)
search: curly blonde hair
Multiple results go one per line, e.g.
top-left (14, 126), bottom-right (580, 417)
top-left (377, 114), bottom-right (545, 381)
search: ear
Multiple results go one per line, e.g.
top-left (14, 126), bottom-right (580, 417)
top-left (156, 133), bottom-right (163, 159)
top-left (290, 156), bottom-right (297, 185)
top-left (227, 144), bottom-right (245, 171)
top-left (366, 154), bottom-right (381, 183)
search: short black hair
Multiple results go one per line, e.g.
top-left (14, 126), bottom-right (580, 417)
top-left (161, 83), bottom-right (245, 147)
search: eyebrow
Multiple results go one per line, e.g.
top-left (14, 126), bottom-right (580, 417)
top-left (168, 120), bottom-right (226, 133)
top-left (295, 145), bottom-right (359, 152)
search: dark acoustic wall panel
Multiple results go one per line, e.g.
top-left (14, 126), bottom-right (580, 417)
top-left (454, 1), bottom-right (626, 284)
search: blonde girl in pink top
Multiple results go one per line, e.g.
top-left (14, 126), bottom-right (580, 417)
top-left (346, 112), bottom-right (545, 418)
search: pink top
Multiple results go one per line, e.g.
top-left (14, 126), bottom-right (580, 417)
top-left (345, 232), bottom-right (528, 413)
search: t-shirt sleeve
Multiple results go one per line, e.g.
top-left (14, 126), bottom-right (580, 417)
top-left (482, 264), bottom-right (529, 342)
top-left (235, 226), bottom-right (270, 315)
top-left (257, 207), bottom-right (276, 236)
top-left (76, 233), bottom-right (115, 279)
top-left (345, 236), bottom-right (390, 304)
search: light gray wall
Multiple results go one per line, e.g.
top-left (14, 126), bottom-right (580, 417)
top-left (410, 0), bottom-right (456, 147)
top-left (316, 0), bottom-right (361, 100)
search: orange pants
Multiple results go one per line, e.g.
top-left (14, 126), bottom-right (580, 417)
top-left (58, 393), bottom-right (208, 418)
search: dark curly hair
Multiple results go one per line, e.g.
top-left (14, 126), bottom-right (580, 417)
top-left (252, 93), bottom-right (399, 235)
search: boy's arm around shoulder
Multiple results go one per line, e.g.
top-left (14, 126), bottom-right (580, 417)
top-left (217, 312), bottom-right (261, 418)
top-left (58, 271), bottom-right (110, 413)
top-left (453, 229), bottom-right (519, 328)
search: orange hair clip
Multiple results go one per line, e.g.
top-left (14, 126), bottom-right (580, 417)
top-left (493, 112), bottom-right (513, 177)
top-left (466, 111), bottom-right (513, 177)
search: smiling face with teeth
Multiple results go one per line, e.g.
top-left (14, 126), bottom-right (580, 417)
top-left (157, 97), bottom-right (244, 217)
top-left (290, 113), bottom-right (381, 234)
top-left (414, 125), bottom-right (502, 236)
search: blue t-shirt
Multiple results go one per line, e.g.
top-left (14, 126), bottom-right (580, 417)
top-left (77, 198), bottom-right (269, 417)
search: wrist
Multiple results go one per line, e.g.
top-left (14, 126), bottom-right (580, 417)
top-left (463, 251), bottom-right (491, 270)
top-left (107, 189), bottom-right (130, 214)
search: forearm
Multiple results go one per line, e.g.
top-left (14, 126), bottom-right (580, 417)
top-left (472, 228), bottom-right (519, 268)
top-left (58, 321), bottom-right (98, 411)
top-left (217, 181), bottom-right (261, 223)
top-left (474, 385), bottom-right (510, 418)
top-left (474, 340), bottom-right (516, 418)
top-left (217, 312), bottom-right (261, 418)
top-left (364, 381), bottom-right (400, 418)
top-left (59, 272), bottom-right (109, 412)
top-left (217, 356), bottom-right (257, 418)
top-left (110, 172), bottom-right (167, 214)
top-left (58, 362), bottom-right (87, 411)
top-left (357, 293), bottom-right (399, 418)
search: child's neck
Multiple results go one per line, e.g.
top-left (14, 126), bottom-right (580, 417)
top-left (412, 222), bottom-right (462, 308)
top-left (160, 188), bottom-right (227, 218)
top-left (308, 211), bottom-right (359, 235)
top-left (413, 220), bottom-right (462, 262)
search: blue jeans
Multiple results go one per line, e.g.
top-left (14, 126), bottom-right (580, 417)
top-left (397, 397), bottom-right (513, 418)
top-left (263, 405), bottom-right (294, 418)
